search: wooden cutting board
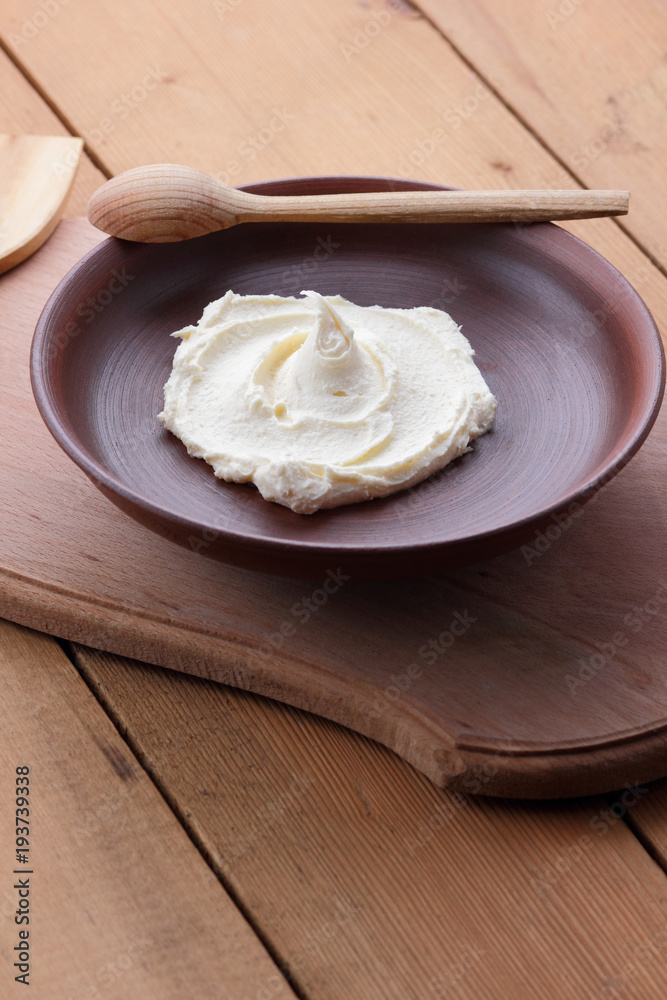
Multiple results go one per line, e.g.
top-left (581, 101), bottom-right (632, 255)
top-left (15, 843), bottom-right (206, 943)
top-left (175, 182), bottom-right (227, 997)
top-left (3, 218), bottom-right (667, 798)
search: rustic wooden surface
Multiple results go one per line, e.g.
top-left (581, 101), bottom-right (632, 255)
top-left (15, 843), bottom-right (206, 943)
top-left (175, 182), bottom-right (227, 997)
top-left (419, 0), bottom-right (667, 263)
top-left (0, 47), bottom-right (105, 208)
top-left (1, 0), bottom-right (667, 996)
top-left (6, 216), bottom-right (667, 797)
top-left (70, 642), bottom-right (667, 1000)
top-left (3, 213), bottom-right (667, 797)
top-left (0, 619), bottom-right (298, 999)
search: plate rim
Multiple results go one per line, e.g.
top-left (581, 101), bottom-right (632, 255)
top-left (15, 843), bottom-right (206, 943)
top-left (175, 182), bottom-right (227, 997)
top-left (31, 175), bottom-right (666, 562)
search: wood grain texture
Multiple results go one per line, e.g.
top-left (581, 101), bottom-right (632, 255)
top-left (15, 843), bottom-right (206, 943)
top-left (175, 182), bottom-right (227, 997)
top-left (417, 0), bottom-right (667, 264)
top-left (0, 0), bottom-right (666, 774)
top-left (0, 0), bottom-right (666, 988)
top-left (2, 218), bottom-right (667, 797)
top-left (627, 778), bottom-right (667, 866)
top-left (0, 133), bottom-right (83, 272)
top-left (0, 48), bottom-right (104, 215)
top-left (0, 0), bottom-right (665, 357)
top-left (1, 0), bottom-right (666, 309)
top-left (0, 619), bottom-right (297, 999)
top-left (71, 644), bottom-right (667, 1000)
top-left (6, 0), bottom-right (546, 182)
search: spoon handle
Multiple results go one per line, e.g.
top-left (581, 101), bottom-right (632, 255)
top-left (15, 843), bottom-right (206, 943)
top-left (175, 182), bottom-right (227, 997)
top-left (237, 188), bottom-right (629, 224)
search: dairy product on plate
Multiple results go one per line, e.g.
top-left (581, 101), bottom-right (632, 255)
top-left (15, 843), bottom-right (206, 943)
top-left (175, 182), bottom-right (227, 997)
top-left (159, 290), bottom-right (496, 513)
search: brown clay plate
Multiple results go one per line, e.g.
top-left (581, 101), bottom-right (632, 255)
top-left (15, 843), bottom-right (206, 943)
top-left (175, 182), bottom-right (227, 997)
top-left (31, 177), bottom-right (665, 580)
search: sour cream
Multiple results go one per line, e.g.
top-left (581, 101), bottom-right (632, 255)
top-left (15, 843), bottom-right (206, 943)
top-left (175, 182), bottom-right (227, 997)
top-left (159, 290), bottom-right (496, 513)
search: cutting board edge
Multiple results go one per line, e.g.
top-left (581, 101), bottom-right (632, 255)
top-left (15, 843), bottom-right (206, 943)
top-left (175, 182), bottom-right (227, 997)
top-left (3, 567), bottom-right (667, 799)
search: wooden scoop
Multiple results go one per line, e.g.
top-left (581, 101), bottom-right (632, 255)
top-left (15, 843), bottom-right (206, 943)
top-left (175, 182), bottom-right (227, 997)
top-left (86, 163), bottom-right (630, 243)
top-left (0, 134), bottom-right (83, 274)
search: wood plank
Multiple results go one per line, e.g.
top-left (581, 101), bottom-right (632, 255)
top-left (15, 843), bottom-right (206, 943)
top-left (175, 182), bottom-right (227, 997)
top-left (0, 619), bottom-right (297, 998)
top-left (415, 0), bottom-right (667, 263)
top-left (0, 48), bottom-right (104, 216)
top-left (623, 778), bottom-right (667, 866)
top-left (71, 644), bottom-right (667, 1000)
top-left (1, 0), bottom-right (666, 988)
top-left (4, 0), bottom-right (538, 183)
top-left (1, 0), bottom-right (667, 796)
top-left (0, 0), bottom-right (665, 338)
top-left (0, 52), bottom-right (297, 999)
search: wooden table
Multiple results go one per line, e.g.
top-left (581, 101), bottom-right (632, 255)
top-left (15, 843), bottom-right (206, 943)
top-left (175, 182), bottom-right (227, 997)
top-left (2, 1), bottom-right (667, 996)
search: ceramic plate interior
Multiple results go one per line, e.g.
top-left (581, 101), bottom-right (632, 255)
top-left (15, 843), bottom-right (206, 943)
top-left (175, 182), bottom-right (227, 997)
top-left (31, 177), bottom-right (665, 579)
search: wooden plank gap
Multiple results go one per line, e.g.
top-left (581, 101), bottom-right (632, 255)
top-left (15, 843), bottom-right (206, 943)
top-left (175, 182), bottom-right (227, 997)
top-left (622, 807), bottom-right (667, 879)
top-left (64, 638), bottom-right (312, 1000)
top-left (0, 33), bottom-right (112, 179)
top-left (408, 0), bottom-right (667, 283)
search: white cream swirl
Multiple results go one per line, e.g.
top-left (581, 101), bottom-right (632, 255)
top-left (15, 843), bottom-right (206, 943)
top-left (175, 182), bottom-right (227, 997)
top-left (159, 290), bottom-right (496, 513)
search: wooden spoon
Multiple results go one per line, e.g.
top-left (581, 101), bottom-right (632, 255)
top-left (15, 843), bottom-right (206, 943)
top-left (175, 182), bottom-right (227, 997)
top-left (87, 163), bottom-right (629, 243)
top-left (0, 134), bottom-right (83, 274)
